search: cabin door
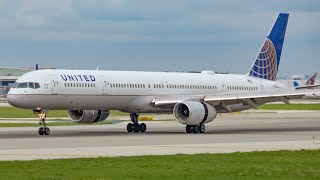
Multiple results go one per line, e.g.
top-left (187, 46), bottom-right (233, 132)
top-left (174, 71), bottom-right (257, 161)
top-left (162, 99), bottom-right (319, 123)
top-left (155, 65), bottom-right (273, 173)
top-left (49, 75), bottom-right (58, 95)
top-left (99, 74), bottom-right (109, 95)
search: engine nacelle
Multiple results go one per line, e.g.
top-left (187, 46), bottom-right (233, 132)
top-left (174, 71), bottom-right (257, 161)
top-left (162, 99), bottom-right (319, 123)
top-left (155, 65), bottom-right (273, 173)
top-left (173, 101), bottom-right (217, 125)
top-left (68, 110), bottom-right (109, 123)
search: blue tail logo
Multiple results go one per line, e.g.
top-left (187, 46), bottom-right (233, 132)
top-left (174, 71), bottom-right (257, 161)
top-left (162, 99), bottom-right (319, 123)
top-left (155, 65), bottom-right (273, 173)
top-left (249, 13), bottom-right (289, 81)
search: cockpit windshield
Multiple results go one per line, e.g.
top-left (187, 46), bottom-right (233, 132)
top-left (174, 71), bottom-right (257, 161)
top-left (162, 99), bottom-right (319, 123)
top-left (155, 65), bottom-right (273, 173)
top-left (12, 82), bottom-right (40, 89)
top-left (11, 82), bottom-right (18, 88)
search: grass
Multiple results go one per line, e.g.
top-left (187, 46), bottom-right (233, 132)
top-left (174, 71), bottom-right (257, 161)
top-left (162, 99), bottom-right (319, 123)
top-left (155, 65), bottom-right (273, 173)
top-left (0, 107), bottom-right (67, 118)
top-left (0, 150), bottom-right (320, 179)
top-left (0, 107), bottom-right (128, 118)
top-left (1, 104), bottom-right (319, 119)
top-left (259, 104), bottom-right (320, 110)
top-left (0, 121), bottom-right (116, 127)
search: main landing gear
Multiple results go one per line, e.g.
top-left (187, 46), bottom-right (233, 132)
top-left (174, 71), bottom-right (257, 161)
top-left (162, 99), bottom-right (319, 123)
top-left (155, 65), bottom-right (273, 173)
top-left (34, 110), bottom-right (50, 135)
top-left (186, 124), bottom-right (206, 133)
top-left (127, 113), bottom-right (147, 133)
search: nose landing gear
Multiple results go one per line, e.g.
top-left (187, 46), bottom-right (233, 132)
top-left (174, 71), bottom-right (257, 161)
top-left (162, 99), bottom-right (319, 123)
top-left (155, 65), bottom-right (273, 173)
top-left (127, 113), bottom-right (147, 133)
top-left (34, 110), bottom-right (50, 135)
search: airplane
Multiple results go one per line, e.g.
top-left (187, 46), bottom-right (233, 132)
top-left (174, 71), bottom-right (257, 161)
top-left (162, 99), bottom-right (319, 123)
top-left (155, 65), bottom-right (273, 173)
top-left (7, 13), bottom-right (320, 135)
top-left (293, 72), bottom-right (317, 88)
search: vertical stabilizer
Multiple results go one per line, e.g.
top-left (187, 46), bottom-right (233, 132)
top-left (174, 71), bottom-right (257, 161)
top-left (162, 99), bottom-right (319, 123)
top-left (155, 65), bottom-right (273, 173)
top-left (249, 13), bottom-right (289, 81)
top-left (306, 73), bottom-right (317, 85)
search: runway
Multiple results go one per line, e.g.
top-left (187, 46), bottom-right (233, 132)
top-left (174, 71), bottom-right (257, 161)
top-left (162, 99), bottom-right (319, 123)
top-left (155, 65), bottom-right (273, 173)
top-left (0, 111), bottom-right (320, 161)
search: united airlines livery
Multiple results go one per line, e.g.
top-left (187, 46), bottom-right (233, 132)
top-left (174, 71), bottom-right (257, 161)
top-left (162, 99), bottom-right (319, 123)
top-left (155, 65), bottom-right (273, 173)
top-left (7, 13), bottom-right (320, 135)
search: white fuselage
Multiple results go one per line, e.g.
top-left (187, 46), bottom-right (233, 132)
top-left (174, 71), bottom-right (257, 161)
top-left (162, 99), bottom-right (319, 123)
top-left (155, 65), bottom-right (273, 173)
top-left (7, 69), bottom-right (288, 113)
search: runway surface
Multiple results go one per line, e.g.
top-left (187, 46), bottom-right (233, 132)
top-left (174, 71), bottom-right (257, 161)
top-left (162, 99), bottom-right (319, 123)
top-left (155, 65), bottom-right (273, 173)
top-left (0, 111), bottom-right (320, 161)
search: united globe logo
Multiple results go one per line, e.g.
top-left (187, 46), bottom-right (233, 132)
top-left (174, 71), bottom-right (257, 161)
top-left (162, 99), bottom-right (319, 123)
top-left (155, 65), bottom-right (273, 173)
top-left (249, 38), bottom-right (278, 81)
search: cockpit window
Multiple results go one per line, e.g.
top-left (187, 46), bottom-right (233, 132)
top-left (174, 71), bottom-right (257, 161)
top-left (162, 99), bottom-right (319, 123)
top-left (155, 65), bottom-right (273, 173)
top-left (11, 82), bottom-right (18, 88)
top-left (14, 82), bottom-right (41, 89)
top-left (28, 82), bottom-right (35, 89)
top-left (17, 83), bottom-right (28, 88)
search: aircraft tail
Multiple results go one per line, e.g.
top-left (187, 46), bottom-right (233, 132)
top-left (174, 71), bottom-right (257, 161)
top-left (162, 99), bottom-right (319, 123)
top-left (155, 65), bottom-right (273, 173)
top-left (248, 13), bottom-right (289, 81)
top-left (306, 72), bottom-right (317, 85)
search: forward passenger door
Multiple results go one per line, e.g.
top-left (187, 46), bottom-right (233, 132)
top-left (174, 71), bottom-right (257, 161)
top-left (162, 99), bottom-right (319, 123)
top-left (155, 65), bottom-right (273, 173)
top-left (49, 75), bottom-right (58, 95)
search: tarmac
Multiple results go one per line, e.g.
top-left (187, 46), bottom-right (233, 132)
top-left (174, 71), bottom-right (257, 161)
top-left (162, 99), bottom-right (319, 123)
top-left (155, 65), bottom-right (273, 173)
top-left (0, 110), bottom-right (320, 161)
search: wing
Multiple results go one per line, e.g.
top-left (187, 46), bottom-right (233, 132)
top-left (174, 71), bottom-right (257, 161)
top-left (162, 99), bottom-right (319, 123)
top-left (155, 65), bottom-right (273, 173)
top-left (152, 89), bottom-right (320, 111)
top-left (295, 84), bottom-right (320, 90)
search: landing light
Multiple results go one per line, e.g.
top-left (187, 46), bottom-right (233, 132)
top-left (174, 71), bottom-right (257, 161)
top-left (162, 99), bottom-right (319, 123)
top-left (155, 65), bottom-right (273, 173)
top-left (39, 113), bottom-right (46, 120)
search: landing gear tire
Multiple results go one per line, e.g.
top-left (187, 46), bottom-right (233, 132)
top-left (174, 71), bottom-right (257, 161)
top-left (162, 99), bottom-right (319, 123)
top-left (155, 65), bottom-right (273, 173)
top-left (127, 123), bottom-right (134, 132)
top-left (127, 113), bottom-right (147, 133)
top-left (140, 123), bottom-right (146, 133)
top-left (186, 125), bottom-right (205, 134)
top-left (38, 127), bottom-right (44, 135)
top-left (199, 125), bottom-right (206, 133)
top-left (186, 125), bottom-right (192, 133)
top-left (44, 127), bottom-right (50, 135)
top-left (193, 125), bottom-right (200, 133)
top-left (38, 127), bottom-right (50, 135)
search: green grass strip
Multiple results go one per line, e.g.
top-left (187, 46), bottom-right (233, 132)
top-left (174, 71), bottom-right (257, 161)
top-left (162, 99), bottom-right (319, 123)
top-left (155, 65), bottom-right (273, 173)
top-left (0, 121), bottom-right (116, 127)
top-left (260, 104), bottom-right (320, 110)
top-left (0, 107), bottom-right (128, 118)
top-left (0, 104), bottom-right (319, 119)
top-left (0, 150), bottom-right (320, 179)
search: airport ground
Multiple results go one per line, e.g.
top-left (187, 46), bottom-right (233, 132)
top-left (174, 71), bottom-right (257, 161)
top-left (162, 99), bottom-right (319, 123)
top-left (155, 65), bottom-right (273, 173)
top-left (0, 109), bottom-right (320, 160)
top-left (0, 110), bottom-right (320, 179)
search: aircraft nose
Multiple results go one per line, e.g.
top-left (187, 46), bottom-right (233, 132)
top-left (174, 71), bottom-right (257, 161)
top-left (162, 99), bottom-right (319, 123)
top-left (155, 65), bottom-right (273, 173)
top-left (7, 93), bottom-right (17, 107)
top-left (7, 93), bottom-right (24, 108)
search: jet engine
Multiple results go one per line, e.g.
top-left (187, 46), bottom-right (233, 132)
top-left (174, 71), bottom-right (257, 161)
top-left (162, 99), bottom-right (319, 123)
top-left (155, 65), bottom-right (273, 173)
top-left (68, 110), bottom-right (109, 123)
top-left (173, 101), bottom-right (217, 125)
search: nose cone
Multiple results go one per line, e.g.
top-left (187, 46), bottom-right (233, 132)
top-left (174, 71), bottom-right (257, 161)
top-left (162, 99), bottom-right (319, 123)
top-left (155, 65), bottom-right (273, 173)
top-left (7, 92), bottom-right (26, 108)
top-left (7, 93), bottom-right (18, 107)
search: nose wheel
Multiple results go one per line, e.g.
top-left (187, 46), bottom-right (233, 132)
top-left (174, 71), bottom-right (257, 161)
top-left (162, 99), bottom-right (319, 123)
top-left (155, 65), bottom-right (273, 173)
top-left (38, 126), bottom-right (50, 135)
top-left (127, 113), bottom-right (147, 133)
top-left (35, 110), bottom-right (50, 136)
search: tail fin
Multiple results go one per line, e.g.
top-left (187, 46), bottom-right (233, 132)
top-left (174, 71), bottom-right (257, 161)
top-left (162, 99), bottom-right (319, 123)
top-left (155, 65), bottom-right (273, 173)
top-left (248, 13), bottom-right (289, 81)
top-left (306, 72), bottom-right (317, 85)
